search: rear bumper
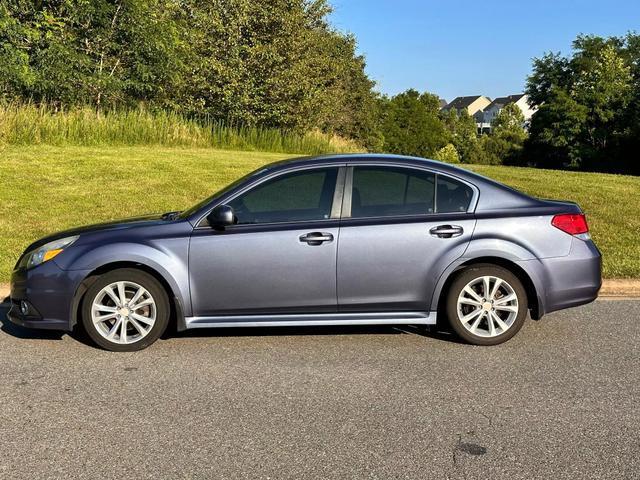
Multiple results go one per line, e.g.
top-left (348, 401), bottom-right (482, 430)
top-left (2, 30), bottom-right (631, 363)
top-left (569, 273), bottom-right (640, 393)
top-left (7, 261), bottom-right (90, 331)
top-left (518, 237), bottom-right (602, 317)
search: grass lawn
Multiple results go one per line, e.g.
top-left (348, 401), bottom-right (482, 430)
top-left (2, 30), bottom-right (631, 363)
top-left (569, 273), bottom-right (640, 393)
top-left (1, 145), bottom-right (638, 281)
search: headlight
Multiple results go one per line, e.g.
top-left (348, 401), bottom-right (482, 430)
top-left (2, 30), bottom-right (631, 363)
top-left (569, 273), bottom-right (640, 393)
top-left (24, 235), bottom-right (79, 269)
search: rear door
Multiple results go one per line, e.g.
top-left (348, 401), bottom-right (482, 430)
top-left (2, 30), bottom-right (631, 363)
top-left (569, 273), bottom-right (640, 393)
top-left (337, 165), bottom-right (477, 312)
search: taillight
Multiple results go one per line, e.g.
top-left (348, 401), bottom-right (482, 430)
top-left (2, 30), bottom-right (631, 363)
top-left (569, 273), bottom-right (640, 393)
top-left (551, 213), bottom-right (589, 235)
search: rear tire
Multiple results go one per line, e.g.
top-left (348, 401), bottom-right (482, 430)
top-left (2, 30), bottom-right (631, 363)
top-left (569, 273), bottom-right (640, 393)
top-left (446, 264), bottom-right (527, 346)
top-left (81, 268), bottom-right (169, 352)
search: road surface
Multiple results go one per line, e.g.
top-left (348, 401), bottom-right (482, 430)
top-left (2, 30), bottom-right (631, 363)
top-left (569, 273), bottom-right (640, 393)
top-left (0, 299), bottom-right (638, 479)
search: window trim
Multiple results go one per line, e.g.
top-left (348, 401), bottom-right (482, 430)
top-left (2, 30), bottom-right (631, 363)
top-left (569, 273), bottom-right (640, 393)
top-left (195, 164), bottom-right (346, 229)
top-left (341, 163), bottom-right (478, 220)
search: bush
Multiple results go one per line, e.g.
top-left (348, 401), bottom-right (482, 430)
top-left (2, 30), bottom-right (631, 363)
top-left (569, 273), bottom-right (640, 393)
top-left (432, 144), bottom-right (460, 163)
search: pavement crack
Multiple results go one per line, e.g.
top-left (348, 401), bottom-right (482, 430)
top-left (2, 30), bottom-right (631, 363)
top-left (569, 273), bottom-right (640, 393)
top-left (473, 409), bottom-right (493, 427)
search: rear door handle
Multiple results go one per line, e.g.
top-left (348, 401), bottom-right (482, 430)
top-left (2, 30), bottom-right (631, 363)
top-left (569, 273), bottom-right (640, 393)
top-left (429, 225), bottom-right (463, 238)
top-left (300, 232), bottom-right (334, 245)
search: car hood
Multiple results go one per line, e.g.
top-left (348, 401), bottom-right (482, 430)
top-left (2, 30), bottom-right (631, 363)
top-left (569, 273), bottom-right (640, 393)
top-left (24, 214), bottom-right (167, 252)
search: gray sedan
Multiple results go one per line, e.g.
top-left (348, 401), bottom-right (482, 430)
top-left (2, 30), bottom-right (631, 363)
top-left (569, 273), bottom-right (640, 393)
top-left (8, 154), bottom-right (601, 351)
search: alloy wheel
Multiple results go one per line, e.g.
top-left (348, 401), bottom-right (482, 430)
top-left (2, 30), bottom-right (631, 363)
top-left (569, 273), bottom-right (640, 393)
top-left (91, 281), bottom-right (157, 345)
top-left (456, 275), bottom-right (519, 338)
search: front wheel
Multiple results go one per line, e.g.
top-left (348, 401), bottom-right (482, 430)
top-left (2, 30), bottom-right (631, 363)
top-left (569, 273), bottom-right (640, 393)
top-left (446, 264), bottom-right (527, 346)
top-left (81, 268), bottom-right (170, 351)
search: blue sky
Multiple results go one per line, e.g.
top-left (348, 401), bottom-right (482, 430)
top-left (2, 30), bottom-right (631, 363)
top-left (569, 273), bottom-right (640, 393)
top-left (329, 0), bottom-right (640, 101)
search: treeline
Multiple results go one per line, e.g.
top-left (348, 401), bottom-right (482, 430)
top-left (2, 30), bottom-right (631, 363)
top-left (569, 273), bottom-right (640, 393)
top-left (377, 90), bottom-right (526, 166)
top-left (0, 0), bottom-right (380, 149)
top-left (1, 1), bottom-right (638, 174)
top-left (523, 34), bottom-right (640, 175)
top-left (378, 33), bottom-right (640, 175)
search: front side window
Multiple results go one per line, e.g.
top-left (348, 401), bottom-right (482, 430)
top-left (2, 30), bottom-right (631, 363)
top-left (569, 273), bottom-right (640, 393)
top-left (350, 167), bottom-right (436, 218)
top-left (228, 168), bottom-right (338, 224)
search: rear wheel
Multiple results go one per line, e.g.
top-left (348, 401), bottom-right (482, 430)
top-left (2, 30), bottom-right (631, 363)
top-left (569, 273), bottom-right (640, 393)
top-left (81, 268), bottom-right (169, 351)
top-left (446, 264), bottom-right (527, 346)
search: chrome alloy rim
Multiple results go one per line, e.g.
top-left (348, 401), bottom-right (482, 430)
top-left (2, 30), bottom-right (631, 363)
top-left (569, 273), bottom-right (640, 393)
top-left (91, 281), bottom-right (156, 344)
top-left (457, 276), bottom-right (519, 338)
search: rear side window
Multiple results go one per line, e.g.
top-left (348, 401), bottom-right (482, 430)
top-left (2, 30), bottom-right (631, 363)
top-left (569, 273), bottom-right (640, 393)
top-left (228, 168), bottom-right (338, 224)
top-left (350, 167), bottom-right (436, 218)
top-left (436, 175), bottom-right (473, 213)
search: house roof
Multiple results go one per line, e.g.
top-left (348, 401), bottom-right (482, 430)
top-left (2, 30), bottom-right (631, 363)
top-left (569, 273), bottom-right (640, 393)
top-left (486, 94), bottom-right (526, 110)
top-left (442, 95), bottom-right (490, 111)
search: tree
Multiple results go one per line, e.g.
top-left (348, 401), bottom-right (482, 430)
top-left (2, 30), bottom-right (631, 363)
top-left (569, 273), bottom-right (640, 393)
top-left (440, 109), bottom-right (482, 163)
top-left (432, 143), bottom-right (459, 163)
top-left (380, 89), bottom-right (448, 157)
top-left (524, 34), bottom-right (637, 173)
top-left (480, 103), bottom-right (527, 165)
top-left (525, 88), bottom-right (588, 168)
top-left (0, 0), bottom-right (186, 108)
top-left (0, 0), bottom-right (382, 148)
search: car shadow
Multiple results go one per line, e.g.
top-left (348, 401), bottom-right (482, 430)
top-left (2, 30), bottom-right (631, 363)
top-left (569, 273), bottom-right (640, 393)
top-left (0, 298), bottom-right (95, 346)
top-left (170, 323), bottom-right (466, 344)
top-left (0, 298), bottom-right (464, 346)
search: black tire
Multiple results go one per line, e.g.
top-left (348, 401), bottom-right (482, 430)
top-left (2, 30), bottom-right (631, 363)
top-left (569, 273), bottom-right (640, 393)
top-left (81, 268), bottom-right (170, 352)
top-left (446, 264), bottom-right (527, 346)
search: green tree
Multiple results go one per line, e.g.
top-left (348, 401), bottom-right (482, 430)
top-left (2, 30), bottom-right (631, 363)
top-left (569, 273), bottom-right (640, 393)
top-left (0, 0), bottom-right (186, 108)
top-left (380, 89), bottom-right (448, 157)
top-left (524, 34), bottom-right (637, 173)
top-left (432, 143), bottom-right (459, 163)
top-left (526, 88), bottom-right (588, 168)
top-left (440, 109), bottom-right (481, 163)
top-left (480, 103), bottom-right (527, 165)
top-left (0, 0), bottom-right (382, 148)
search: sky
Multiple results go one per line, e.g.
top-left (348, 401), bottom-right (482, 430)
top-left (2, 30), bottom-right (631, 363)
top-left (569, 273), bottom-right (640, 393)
top-left (329, 0), bottom-right (640, 101)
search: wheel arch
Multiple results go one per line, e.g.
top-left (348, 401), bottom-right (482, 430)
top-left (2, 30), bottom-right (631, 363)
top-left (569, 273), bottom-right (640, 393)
top-left (433, 256), bottom-right (543, 320)
top-left (70, 261), bottom-right (187, 331)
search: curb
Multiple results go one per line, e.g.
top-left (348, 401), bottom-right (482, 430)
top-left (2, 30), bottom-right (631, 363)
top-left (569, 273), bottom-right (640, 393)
top-left (2, 280), bottom-right (640, 303)
top-left (598, 279), bottom-right (640, 297)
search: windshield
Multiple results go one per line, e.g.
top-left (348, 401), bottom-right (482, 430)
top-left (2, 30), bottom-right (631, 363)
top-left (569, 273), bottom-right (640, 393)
top-left (179, 167), bottom-right (269, 218)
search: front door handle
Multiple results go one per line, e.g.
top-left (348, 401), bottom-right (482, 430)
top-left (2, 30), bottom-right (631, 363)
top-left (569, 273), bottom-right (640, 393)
top-left (300, 232), bottom-right (334, 245)
top-left (429, 225), bottom-right (463, 238)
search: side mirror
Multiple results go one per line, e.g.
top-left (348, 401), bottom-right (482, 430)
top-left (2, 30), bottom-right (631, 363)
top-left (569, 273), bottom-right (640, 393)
top-left (207, 204), bottom-right (236, 229)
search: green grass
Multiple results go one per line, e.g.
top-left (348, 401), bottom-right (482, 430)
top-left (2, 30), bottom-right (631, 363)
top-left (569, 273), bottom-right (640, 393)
top-left (0, 103), bottom-right (360, 155)
top-left (0, 145), bottom-right (638, 281)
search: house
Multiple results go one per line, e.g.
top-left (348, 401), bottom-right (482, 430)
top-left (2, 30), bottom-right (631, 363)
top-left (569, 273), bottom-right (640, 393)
top-left (441, 95), bottom-right (492, 120)
top-left (478, 94), bottom-right (537, 133)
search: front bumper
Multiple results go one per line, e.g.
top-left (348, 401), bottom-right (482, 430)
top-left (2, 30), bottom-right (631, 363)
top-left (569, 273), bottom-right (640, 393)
top-left (7, 261), bottom-right (90, 331)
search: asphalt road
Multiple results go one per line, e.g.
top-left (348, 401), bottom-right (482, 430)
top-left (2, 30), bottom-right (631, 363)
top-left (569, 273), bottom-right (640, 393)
top-left (0, 299), bottom-right (638, 479)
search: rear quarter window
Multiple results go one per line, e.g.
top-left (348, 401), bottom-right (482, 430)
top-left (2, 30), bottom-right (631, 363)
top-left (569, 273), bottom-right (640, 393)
top-left (436, 176), bottom-right (473, 213)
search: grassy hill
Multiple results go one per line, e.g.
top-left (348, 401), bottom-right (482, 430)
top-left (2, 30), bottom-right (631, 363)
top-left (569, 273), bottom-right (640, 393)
top-left (1, 145), bottom-right (638, 281)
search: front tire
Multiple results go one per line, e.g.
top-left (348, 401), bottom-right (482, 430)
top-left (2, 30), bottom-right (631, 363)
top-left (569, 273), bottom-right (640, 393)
top-left (446, 264), bottom-right (527, 346)
top-left (81, 268), bottom-right (169, 351)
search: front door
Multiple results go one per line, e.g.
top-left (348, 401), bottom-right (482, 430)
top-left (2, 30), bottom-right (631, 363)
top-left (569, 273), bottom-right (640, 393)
top-left (337, 165), bottom-right (477, 312)
top-left (189, 167), bottom-right (342, 316)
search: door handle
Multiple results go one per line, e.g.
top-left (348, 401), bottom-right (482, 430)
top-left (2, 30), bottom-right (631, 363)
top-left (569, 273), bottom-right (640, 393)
top-left (429, 225), bottom-right (463, 238)
top-left (300, 232), bottom-right (334, 245)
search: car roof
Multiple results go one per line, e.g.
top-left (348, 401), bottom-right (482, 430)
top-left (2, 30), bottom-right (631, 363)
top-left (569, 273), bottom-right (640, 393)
top-left (264, 153), bottom-right (463, 174)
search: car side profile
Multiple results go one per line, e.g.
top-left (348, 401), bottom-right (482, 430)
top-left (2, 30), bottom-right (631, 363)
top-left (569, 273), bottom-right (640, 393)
top-left (8, 154), bottom-right (602, 351)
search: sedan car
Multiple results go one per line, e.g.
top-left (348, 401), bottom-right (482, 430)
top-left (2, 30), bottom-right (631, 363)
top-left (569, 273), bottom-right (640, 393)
top-left (8, 154), bottom-right (601, 351)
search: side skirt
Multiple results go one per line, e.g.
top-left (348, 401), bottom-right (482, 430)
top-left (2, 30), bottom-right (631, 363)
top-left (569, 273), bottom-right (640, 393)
top-left (183, 311), bottom-right (437, 330)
